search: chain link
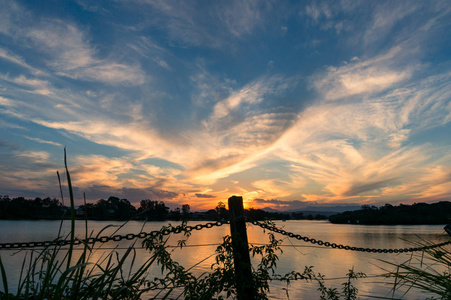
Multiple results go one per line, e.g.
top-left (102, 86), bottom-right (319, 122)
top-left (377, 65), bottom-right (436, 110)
top-left (4, 219), bottom-right (447, 253)
top-left (251, 220), bottom-right (451, 253)
top-left (0, 220), bottom-right (230, 250)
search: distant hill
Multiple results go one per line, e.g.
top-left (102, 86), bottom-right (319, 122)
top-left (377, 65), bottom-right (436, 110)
top-left (262, 205), bottom-right (361, 217)
top-left (295, 210), bottom-right (342, 218)
top-left (261, 207), bottom-right (280, 213)
top-left (329, 202), bottom-right (451, 225)
top-left (293, 205), bottom-right (361, 213)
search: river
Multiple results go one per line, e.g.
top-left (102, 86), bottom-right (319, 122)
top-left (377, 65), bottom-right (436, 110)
top-left (0, 219), bottom-right (449, 299)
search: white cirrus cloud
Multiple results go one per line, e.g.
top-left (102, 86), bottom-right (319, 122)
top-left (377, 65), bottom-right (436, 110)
top-left (265, 63), bottom-right (451, 203)
top-left (23, 136), bottom-right (63, 147)
top-left (1, 2), bottom-right (146, 86)
top-left (312, 47), bottom-right (412, 101)
top-left (206, 76), bottom-right (295, 127)
top-left (0, 47), bottom-right (44, 75)
top-left (57, 63), bottom-right (145, 85)
top-left (26, 22), bottom-right (95, 70)
top-left (26, 21), bottom-right (146, 85)
top-left (120, 0), bottom-right (273, 48)
top-left (0, 96), bottom-right (15, 107)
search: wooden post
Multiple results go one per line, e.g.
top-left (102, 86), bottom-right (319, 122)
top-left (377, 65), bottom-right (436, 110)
top-left (228, 195), bottom-right (254, 300)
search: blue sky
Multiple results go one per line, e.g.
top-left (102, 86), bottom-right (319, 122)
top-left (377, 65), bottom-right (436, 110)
top-left (0, 0), bottom-right (450, 210)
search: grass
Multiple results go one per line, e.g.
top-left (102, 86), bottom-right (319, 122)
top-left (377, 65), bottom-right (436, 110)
top-left (380, 240), bottom-right (451, 299)
top-left (0, 150), bottom-right (157, 299)
top-left (0, 237), bottom-right (157, 299)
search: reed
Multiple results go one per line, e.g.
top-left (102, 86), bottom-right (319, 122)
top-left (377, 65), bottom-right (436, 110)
top-left (0, 153), bottom-right (156, 300)
top-left (380, 240), bottom-right (451, 299)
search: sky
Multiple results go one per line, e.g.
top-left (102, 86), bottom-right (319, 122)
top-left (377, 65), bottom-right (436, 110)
top-left (0, 0), bottom-right (450, 211)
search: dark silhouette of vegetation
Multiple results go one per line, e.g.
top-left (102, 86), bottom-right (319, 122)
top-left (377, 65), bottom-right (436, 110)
top-left (0, 195), bottom-right (329, 221)
top-left (140, 221), bottom-right (365, 300)
top-left (0, 195), bottom-right (66, 219)
top-left (329, 202), bottom-right (451, 225)
top-left (79, 196), bottom-right (137, 220)
top-left (137, 199), bottom-right (169, 220)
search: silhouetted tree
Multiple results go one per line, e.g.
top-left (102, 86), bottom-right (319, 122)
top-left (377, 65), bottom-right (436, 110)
top-left (139, 199), bottom-right (169, 220)
top-left (170, 207), bottom-right (181, 220)
top-left (0, 196), bottom-right (65, 219)
top-left (215, 201), bottom-right (229, 220)
top-left (182, 204), bottom-right (190, 217)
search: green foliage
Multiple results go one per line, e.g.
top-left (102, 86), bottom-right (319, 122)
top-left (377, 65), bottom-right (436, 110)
top-left (313, 268), bottom-right (366, 300)
top-left (141, 221), bottom-right (296, 299)
top-left (0, 153), bottom-right (156, 299)
top-left (141, 220), bottom-right (365, 299)
top-left (381, 242), bottom-right (451, 299)
top-left (0, 237), bottom-right (157, 299)
top-left (0, 217), bottom-right (366, 300)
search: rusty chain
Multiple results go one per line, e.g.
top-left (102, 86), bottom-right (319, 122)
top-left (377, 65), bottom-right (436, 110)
top-left (0, 220), bottom-right (229, 250)
top-left (3, 219), bottom-right (449, 253)
top-left (251, 220), bottom-right (451, 253)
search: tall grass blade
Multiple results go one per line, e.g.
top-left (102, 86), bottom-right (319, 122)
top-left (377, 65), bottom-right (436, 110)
top-left (70, 192), bottom-right (90, 299)
top-left (64, 147), bottom-right (76, 270)
top-left (16, 252), bottom-right (27, 296)
top-left (54, 262), bottom-right (92, 298)
top-left (0, 256), bottom-right (9, 299)
top-left (56, 171), bottom-right (65, 249)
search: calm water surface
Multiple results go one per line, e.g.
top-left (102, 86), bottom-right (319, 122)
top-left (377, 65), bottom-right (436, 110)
top-left (0, 220), bottom-right (448, 299)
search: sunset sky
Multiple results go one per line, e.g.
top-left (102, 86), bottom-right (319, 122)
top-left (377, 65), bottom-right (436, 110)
top-left (0, 1), bottom-right (450, 211)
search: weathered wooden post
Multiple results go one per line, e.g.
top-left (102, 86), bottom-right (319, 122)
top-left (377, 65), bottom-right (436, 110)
top-left (228, 195), bottom-right (254, 300)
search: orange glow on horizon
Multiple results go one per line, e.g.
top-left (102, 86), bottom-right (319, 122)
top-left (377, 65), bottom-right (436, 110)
top-left (243, 202), bottom-right (250, 210)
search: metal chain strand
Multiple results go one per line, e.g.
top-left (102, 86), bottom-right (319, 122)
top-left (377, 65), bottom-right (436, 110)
top-left (0, 220), bottom-right (230, 250)
top-left (251, 220), bottom-right (451, 253)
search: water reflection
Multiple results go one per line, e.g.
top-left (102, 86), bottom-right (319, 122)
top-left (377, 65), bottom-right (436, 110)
top-left (0, 220), bottom-right (448, 298)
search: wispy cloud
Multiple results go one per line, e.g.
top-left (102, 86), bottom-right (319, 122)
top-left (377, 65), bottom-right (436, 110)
top-left (23, 136), bottom-right (63, 147)
top-left (0, 119), bottom-right (25, 130)
top-left (0, 146), bottom-right (59, 198)
top-left (252, 179), bottom-right (293, 199)
top-left (119, 0), bottom-right (275, 48)
top-left (195, 193), bottom-right (216, 198)
top-left (0, 47), bottom-right (43, 75)
top-left (26, 22), bottom-right (95, 70)
top-left (364, 1), bottom-right (423, 45)
top-left (264, 58), bottom-right (451, 204)
top-left (186, 76), bottom-right (298, 182)
top-left (128, 36), bottom-right (171, 71)
top-left (26, 21), bottom-right (145, 85)
top-left (304, 2), bottom-right (333, 24)
top-left (190, 63), bottom-right (235, 107)
top-left (57, 63), bottom-right (145, 85)
top-left (0, 96), bottom-right (16, 107)
top-left (253, 198), bottom-right (308, 210)
top-left (312, 47), bottom-right (412, 101)
top-left (20, 75), bottom-right (298, 194)
top-left (0, 74), bottom-right (53, 95)
top-left (1, 3), bottom-right (145, 86)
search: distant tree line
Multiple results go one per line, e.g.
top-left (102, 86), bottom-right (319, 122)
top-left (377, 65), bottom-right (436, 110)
top-left (0, 195), bottom-right (328, 221)
top-left (329, 202), bottom-right (451, 225)
top-left (0, 195), bottom-right (177, 221)
top-left (0, 196), bottom-right (65, 219)
top-left (245, 209), bottom-right (327, 221)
